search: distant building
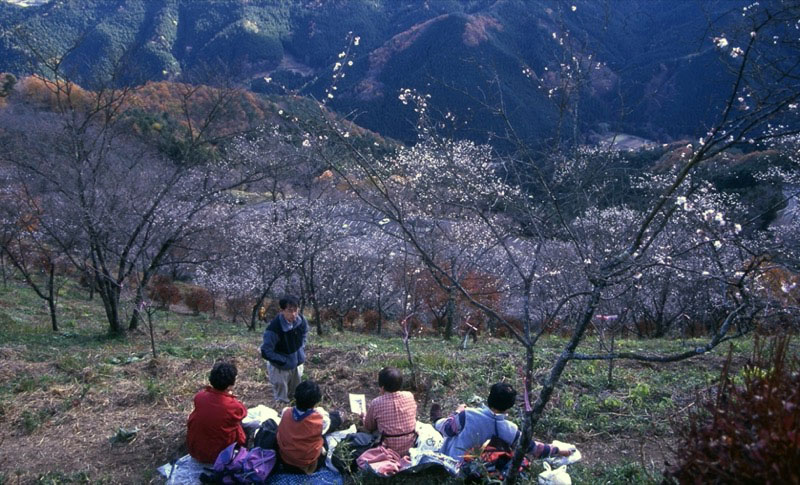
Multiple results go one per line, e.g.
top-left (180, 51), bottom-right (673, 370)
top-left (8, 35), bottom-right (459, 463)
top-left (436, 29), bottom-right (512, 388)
top-left (2, 0), bottom-right (51, 6)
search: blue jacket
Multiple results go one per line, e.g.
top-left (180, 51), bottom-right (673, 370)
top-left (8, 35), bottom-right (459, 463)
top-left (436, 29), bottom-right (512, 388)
top-left (260, 313), bottom-right (307, 370)
top-left (435, 405), bottom-right (520, 460)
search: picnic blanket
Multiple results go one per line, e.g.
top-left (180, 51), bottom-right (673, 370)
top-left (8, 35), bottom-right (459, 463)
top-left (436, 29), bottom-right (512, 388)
top-left (158, 454), bottom-right (344, 484)
top-left (156, 408), bottom-right (499, 482)
top-left (267, 468), bottom-right (343, 485)
top-left (158, 407), bottom-right (349, 484)
top-left (159, 454), bottom-right (208, 485)
top-left (354, 421), bottom-right (458, 477)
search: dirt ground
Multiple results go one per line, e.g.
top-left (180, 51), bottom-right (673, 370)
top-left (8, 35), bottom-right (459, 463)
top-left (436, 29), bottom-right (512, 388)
top-left (0, 344), bottom-right (387, 483)
top-left (0, 340), bottom-right (678, 483)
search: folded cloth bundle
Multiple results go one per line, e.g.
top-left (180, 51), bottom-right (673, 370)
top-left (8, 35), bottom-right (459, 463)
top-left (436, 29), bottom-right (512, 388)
top-left (545, 440), bottom-right (581, 467)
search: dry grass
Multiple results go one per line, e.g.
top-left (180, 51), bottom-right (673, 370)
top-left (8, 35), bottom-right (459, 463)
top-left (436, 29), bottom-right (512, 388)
top-left (0, 280), bottom-right (770, 484)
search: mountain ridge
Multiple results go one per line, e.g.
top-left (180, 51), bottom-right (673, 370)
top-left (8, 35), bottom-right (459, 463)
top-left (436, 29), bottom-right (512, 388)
top-left (0, 0), bottom-right (752, 145)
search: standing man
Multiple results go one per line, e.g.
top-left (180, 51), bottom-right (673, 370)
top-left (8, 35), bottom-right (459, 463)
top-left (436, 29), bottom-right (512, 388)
top-left (260, 296), bottom-right (307, 403)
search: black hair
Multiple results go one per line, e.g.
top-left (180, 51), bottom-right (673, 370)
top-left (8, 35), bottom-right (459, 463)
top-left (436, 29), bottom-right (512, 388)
top-left (378, 367), bottom-right (403, 392)
top-left (294, 380), bottom-right (322, 411)
top-left (487, 382), bottom-right (516, 412)
top-left (209, 361), bottom-right (237, 391)
top-left (279, 295), bottom-right (299, 310)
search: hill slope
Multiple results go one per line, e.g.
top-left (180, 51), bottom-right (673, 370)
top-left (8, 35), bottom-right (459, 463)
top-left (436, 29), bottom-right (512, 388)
top-left (0, 0), bottom-right (751, 145)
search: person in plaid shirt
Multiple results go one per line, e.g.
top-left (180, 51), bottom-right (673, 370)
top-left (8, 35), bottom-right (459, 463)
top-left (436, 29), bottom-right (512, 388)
top-left (362, 367), bottom-right (418, 456)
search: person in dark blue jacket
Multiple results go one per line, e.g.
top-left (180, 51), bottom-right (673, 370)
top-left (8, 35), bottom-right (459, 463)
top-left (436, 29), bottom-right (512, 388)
top-left (260, 296), bottom-right (307, 403)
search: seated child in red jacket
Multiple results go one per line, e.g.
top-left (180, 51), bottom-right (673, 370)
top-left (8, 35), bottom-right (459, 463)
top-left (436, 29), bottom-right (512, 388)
top-left (186, 361), bottom-right (247, 463)
top-left (276, 380), bottom-right (337, 474)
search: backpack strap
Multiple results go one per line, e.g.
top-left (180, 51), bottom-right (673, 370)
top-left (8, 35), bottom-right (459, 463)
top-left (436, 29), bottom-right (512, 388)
top-left (486, 418), bottom-right (512, 452)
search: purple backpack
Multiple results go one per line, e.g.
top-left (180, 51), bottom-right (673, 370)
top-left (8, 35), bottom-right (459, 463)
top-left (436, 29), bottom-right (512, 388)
top-left (205, 443), bottom-right (276, 484)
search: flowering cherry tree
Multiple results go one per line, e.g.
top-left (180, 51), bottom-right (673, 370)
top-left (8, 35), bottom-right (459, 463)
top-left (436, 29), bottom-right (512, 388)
top-left (0, 73), bottom-right (267, 335)
top-left (299, 3), bottom-right (800, 482)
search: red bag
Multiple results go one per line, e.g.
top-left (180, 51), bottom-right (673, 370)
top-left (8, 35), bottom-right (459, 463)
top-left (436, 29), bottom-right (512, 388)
top-left (461, 437), bottom-right (530, 481)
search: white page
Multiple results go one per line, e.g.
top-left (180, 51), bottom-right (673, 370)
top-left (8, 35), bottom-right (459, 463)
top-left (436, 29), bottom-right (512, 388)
top-left (349, 393), bottom-right (366, 414)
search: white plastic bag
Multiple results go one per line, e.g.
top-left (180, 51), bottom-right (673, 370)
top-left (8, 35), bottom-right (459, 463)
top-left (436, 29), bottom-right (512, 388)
top-left (545, 440), bottom-right (581, 467)
top-left (414, 421), bottom-right (443, 452)
top-left (242, 404), bottom-right (280, 430)
top-left (538, 462), bottom-right (572, 485)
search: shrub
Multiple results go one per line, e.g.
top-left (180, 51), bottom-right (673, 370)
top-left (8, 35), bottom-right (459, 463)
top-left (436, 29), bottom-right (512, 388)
top-left (665, 337), bottom-right (800, 484)
top-left (0, 72), bottom-right (17, 97)
top-left (225, 295), bottom-right (252, 324)
top-left (21, 409), bottom-right (44, 434)
top-left (320, 307), bottom-right (343, 330)
top-left (492, 315), bottom-right (523, 338)
top-left (184, 287), bottom-right (213, 315)
top-left (147, 278), bottom-right (181, 309)
top-left (343, 309), bottom-right (360, 329)
top-left (144, 378), bottom-right (165, 403)
top-left (362, 309), bottom-right (380, 333)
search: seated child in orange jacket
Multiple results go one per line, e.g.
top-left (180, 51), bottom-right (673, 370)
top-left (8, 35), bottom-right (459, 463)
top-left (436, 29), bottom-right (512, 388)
top-left (186, 361), bottom-right (247, 463)
top-left (276, 380), bottom-right (337, 474)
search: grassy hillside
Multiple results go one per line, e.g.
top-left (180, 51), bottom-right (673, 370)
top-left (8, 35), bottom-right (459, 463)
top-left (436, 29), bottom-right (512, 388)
top-left (0, 277), bottom-right (766, 484)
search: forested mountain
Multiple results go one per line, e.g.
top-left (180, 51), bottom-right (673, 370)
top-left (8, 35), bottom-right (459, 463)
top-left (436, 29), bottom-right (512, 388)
top-left (0, 0), bottom-right (752, 146)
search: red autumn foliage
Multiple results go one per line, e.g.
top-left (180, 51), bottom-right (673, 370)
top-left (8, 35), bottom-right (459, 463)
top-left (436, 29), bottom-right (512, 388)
top-left (491, 315), bottom-right (524, 338)
top-left (18, 75), bottom-right (94, 112)
top-left (147, 276), bottom-right (181, 309)
top-left (184, 287), bottom-right (214, 315)
top-left (362, 309), bottom-right (381, 332)
top-left (408, 263), bottom-right (503, 336)
top-left (752, 263), bottom-right (800, 333)
top-left (128, 81), bottom-right (268, 134)
top-left (666, 337), bottom-right (800, 484)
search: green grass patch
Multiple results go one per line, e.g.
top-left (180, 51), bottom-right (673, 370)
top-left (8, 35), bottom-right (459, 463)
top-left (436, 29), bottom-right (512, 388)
top-left (34, 470), bottom-right (103, 484)
top-left (570, 461), bottom-right (662, 484)
top-left (144, 377), bottom-right (167, 403)
top-left (0, 279), bottom-right (795, 483)
top-left (5, 374), bottom-right (57, 395)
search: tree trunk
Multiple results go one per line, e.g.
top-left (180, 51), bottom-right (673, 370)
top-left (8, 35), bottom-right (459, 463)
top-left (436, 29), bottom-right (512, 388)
top-left (97, 277), bottom-right (123, 335)
top-left (47, 267), bottom-right (58, 332)
top-left (312, 297), bottom-right (322, 336)
top-left (444, 287), bottom-right (455, 340)
top-left (128, 282), bottom-right (146, 331)
top-left (607, 333), bottom-right (615, 388)
top-left (505, 287), bottom-right (602, 484)
top-left (0, 252), bottom-right (6, 287)
top-left (653, 283), bottom-right (669, 338)
top-left (146, 310), bottom-right (157, 358)
top-left (306, 259), bottom-right (323, 336)
top-left (3, 246), bottom-right (60, 332)
top-left (376, 285), bottom-right (383, 335)
top-left (250, 289), bottom-right (270, 331)
top-left (506, 345), bottom-right (535, 484)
